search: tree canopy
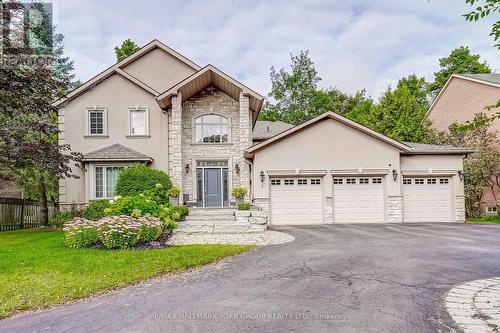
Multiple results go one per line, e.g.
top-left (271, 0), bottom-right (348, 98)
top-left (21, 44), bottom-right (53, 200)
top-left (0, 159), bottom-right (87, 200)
top-left (427, 46), bottom-right (491, 99)
top-left (114, 39), bottom-right (140, 62)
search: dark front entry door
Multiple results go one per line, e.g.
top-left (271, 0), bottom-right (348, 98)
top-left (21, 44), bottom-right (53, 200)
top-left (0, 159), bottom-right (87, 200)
top-left (204, 168), bottom-right (222, 207)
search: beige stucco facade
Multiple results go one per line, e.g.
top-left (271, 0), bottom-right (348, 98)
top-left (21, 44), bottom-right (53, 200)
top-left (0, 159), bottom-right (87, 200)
top-left (58, 41), bottom-right (258, 209)
top-left (249, 116), bottom-right (466, 224)
top-left (427, 75), bottom-right (500, 215)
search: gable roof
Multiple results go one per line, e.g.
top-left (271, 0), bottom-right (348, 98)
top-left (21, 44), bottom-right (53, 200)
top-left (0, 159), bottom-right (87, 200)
top-left (246, 112), bottom-right (412, 156)
top-left (53, 40), bottom-right (201, 107)
top-left (426, 73), bottom-right (500, 117)
top-left (156, 64), bottom-right (264, 113)
top-left (252, 120), bottom-right (294, 141)
top-left (83, 143), bottom-right (153, 162)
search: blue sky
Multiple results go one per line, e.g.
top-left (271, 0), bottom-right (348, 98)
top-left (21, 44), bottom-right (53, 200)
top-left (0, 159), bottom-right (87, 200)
top-left (52, 0), bottom-right (499, 99)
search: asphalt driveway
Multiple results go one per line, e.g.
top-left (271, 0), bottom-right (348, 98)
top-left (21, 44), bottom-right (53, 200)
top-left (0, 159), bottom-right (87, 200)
top-left (2, 223), bottom-right (500, 333)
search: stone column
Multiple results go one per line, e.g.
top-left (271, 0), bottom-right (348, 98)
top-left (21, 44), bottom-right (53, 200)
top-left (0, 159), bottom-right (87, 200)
top-left (239, 92), bottom-right (252, 201)
top-left (456, 196), bottom-right (465, 222)
top-left (388, 196), bottom-right (403, 223)
top-left (169, 92), bottom-right (183, 199)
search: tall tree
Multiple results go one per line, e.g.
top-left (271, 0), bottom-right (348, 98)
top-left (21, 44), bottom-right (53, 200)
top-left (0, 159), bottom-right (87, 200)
top-left (464, 0), bottom-right (500, 49)
top-left (428, 46), bottom-right (491, 99)
top-left (0, 1), bottom-right (81, 224)
top-left (114, 39), bottom-right (140, 62)
top-left (259, 50), bottom-right (327, 125)
top-left (367, 74), bottom-right (433, 142)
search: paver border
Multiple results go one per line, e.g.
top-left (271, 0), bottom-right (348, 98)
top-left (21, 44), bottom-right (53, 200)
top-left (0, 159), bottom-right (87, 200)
top-left (445, 277), bottom-right (500, 333)
top-left (166, 231), bottom-right (295, 246)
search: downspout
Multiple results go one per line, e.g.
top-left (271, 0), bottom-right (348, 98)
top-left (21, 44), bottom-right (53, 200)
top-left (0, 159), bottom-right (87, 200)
top-left (244, 158), bottom-right (253, 203)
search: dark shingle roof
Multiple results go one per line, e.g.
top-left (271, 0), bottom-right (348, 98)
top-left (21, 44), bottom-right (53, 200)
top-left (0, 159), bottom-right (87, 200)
top-left (403, 142), bottom-right (475, 155)
top-left (457, 73), bottom-right (500, 86)
top-left (83, 144), bottom-right (153, 162)
top-left (252, 120), bottom-right (294, 140)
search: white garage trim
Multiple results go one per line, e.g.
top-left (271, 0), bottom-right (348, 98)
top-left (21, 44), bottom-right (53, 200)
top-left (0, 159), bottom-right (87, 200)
top-left (403, 177), bottom-right (453, 223)
top-left (266, 169), bottom-right (327, 176)
top-left (332, 177), bottom-right (385, 223)
top-left (330, 168), bottom-right (389, 176)
top-left (270, 177), bottom-right (324, 225)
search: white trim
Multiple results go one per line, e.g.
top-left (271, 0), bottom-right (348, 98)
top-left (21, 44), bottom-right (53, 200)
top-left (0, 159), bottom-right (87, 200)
top-left (266, 169), bottom-right (328, 176)
top-left (330, 168), bottom-right (389, 176)
top-left (84, 106), bottom-right (108, 136)
top-left (402, 169), bottom-right (457, 176)
top-left (126, 106), bottom-right (150, 137)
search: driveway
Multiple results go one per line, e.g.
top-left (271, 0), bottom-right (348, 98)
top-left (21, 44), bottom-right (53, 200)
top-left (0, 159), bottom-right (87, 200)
top-left (2, 223), bottom-right (500, 333)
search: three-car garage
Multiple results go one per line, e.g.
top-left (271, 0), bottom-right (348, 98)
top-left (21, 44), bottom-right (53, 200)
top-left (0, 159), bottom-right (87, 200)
top-left (247, 112), bottom-right (471, 225)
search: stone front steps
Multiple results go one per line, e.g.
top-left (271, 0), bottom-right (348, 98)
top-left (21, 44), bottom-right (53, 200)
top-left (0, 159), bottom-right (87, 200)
top-left (173, 208), bottom-right (268, 235)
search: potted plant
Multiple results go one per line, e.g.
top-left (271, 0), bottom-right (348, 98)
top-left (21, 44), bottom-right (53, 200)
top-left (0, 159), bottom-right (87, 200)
top-left (167, 186), bottom-right (181, 206)
top-left (231, 186), bottom-right (248, 205)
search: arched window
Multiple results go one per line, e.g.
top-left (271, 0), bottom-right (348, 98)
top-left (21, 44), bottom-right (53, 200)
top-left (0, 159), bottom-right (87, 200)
top-left (195, 115), bottom-right (228, 143)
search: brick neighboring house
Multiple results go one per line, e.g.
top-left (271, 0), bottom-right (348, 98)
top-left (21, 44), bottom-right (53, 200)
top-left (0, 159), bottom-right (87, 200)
top-left (55, 39), bottom-right (471, 224)
top-left (427, 73), bottom-right (500, 215)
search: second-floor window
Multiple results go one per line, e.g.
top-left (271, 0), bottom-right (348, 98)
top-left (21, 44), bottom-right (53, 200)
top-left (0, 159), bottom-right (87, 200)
top-left (85, 107), bottom-right (107, 136)
top-left (195, 115), bottom-right (228, 143)
top-left (128, 107), bottom-right (149, 136)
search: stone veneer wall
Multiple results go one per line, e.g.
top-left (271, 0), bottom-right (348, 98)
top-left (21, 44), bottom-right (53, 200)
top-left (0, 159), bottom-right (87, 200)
top-left (180, 87), bottom-right (251, 202)
top-left (324, 197), bottom-right (333, 224)
top-left (169, 92), bottom-right (183, 198)
top-left (455, 196), bottom-right (465, 222)
top-left (388, 196), bottom-right (403, 223)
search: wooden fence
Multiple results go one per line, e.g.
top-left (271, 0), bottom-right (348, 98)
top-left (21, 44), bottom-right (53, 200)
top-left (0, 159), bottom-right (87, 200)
top-left (0, 198), bottom-right (55, 231)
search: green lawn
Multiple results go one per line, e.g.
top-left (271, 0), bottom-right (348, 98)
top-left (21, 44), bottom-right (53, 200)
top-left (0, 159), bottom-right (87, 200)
top-left (0, 228), bottom-right (251, 319)
top-left (466, 215), bottom-right (500, 224)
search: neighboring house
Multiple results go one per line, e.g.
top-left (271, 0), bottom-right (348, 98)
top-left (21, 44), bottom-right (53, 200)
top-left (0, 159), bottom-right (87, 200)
top-left (56, 39), bottom-right (471, 224)
top-left (427, 74), bottom-right (500, 215)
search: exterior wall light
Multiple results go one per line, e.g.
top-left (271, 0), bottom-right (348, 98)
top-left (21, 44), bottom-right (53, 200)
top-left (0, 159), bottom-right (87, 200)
top-left (392, 169), bottom-right (398, 181)
top-left (185, 163), bottom-right (190, 174)
top-left (260, 171), bottom-right (265, 183)
top-left (235, 163), bottom-right (240, 175)
top-left (458, 170), bottom-right (464, 181)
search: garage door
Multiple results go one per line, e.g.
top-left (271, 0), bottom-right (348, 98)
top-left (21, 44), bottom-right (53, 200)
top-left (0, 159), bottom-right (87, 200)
top-left (333, 177), bottom-right (385, 223)
top-left (270, 178), bottom-right (323, 225)
top-left (403, 177), bottom-right (452, 222)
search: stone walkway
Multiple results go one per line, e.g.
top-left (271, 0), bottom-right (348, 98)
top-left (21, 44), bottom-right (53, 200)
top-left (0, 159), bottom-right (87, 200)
top-left (445, 277), bottom-right (500, 333)
top-left (167, 230), bottom-right (295, 246)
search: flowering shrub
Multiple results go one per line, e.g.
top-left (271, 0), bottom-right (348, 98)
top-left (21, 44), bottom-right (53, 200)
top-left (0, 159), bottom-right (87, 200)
top-left (116, 164), bottom-right (172, 197)
top-left (104, 185), bottom-right (188, 230)
top-left (63, 218), bottom-right (99, 248)
top-left (63, 215), bottom-right (165, 249)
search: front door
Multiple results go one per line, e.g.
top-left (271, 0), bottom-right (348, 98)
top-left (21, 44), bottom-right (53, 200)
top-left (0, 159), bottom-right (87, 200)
top-left (204, 168), bottom-right (222, 207)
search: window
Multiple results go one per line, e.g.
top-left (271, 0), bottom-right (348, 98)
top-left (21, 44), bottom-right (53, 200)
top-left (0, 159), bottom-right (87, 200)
top-left (86, 107), bottom-right (107, 135)
top-left (284, 179), bottom-right (294, 185)
top-left (487, 206), bottom-right (497, 214)
top-left (128, 108), bottom-right (149, 136)
top-left (427, 178), bottom-right (437, 185)
top-left (311, 179), bottom-right (321, 185)
top-left (359, 178), bottom-right (369, 184)
top-left (440, 178), bottom-right (449, 184)
top-left (195, 115), bottom-right (228, 143)
top-left (372, 178), bottom-right (382, 184)
top-left (333, 178), bottom-right (343, 185)
top-left (94, 166), bottom-right (124, 198)
top-left (415, 179), bottom-right (424, 185)
top-left (197, 160), bottom-right (228, 167)
top-left (403, 178), bottom-right (412, 185)
top-left (346, 178), bottom-right (356, 184)
top-left (298, 179), bottom-right (308, 185)
top-left (271, 179), bottom-right (281, 186)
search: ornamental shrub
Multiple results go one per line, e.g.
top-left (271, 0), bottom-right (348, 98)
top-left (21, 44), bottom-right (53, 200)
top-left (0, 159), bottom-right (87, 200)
top-left (171, 205), bottom-right (189, 219)
top-left (237, 202), bottom-right (251, 210)
top-left (116, 164), bottom-right (172, 197)
top-left (81, 200), bottom-right (109, 221)
top-left (49, 210), bottom-right (81, 227)
top-left (231, 186), bottom-right (247, 200)
top-left (63, 218), bottom-right (99, 248)
top-left (63, 216), bottom-right (164, 249)
top-left (98, 216), bottom-right (141, 249)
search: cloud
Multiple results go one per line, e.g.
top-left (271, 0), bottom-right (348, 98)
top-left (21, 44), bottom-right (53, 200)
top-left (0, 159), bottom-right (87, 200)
top-left (52, 0), bottom-right (500, 98)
